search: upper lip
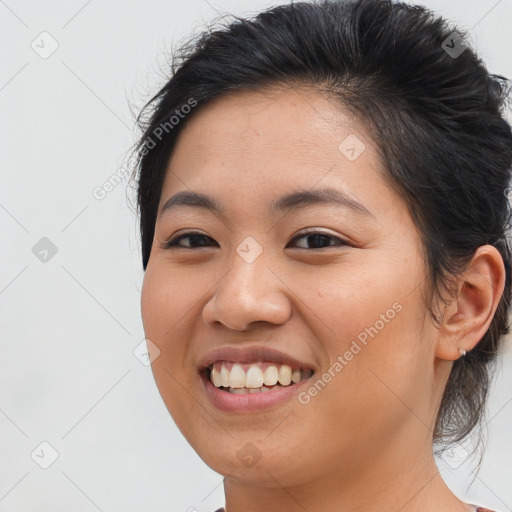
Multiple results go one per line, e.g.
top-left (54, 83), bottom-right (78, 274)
top-left (197, 345), bottom-right (316, 373)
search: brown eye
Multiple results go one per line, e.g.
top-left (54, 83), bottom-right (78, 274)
top-left (287, 229), bottom-right (349, 250)
top-left (161, 232), bottom-right (218, 249)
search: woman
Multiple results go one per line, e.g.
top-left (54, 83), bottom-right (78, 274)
top-left (131, 0), bottom-right (511, 510)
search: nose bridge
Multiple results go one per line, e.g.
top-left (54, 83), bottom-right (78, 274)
top-left (203, 235), bottom-right (292, 329)
top-left (235, 235), bottom-right (265, 266)
top-left (225, 235), bottom-right (271, 300)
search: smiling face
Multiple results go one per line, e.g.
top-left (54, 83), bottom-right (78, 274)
top-left (140, 85), bottom-right (448, 489)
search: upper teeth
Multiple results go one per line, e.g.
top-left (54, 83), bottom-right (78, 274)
top-left (210, 362), bottom-right (310, 389)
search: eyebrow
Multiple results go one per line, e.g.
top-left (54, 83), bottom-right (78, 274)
top-left (159, 187), bottom-right (374, 218)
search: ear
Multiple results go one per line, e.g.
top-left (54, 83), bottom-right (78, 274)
top-left (435, 245), bottom-right (506, 361)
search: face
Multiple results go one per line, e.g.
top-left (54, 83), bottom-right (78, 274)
top-left (141, 86), bottom-right (443, 488)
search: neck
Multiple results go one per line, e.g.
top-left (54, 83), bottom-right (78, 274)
top-left (222, 436), bottom-right (473, 512)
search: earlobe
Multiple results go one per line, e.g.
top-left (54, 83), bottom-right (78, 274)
top-left (435, 245), bottom-right (506, 361)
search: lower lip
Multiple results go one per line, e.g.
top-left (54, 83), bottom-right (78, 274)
top-left (200, 371), bottom-right (314, 413)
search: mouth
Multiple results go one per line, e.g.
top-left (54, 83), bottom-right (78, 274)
top-left (200, 361), bottom-right (315, 394)
top-left (196, 345), bottom-right (318, 411)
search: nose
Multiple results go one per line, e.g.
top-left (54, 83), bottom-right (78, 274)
top-left (202, 247), bottom-right (292, 331)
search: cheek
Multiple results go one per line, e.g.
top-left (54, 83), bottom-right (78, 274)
top-left (299, 258), bottom-right (429, 404)
top-left (294, 260), bottom-right (401, 345)
top-left (141, 262), bottom-right (196, 339)
top-left (140, 264), bottom-right (193, 383)
top-left (311, 294), bottom-right (430, 445)
top-left (140, 264), bottom-right (205, 433)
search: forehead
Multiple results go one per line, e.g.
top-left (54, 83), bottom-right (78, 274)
top-left (172, 86), bottom-right (355, 156)
top-left (161, 86), bottom-right (382, 195)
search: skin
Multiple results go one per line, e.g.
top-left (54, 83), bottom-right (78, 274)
top-left (140, 85), bottom-right (505, 512)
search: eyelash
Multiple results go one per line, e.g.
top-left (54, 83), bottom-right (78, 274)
top-left (160, 228), bottom-right (349, 250)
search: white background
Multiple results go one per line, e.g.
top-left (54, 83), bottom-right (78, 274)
top-left (1, 1), bottom-right (511, 511)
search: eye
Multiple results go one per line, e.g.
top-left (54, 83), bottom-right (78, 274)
top-left (160, 228), bottom-right (348, 250)
top-left (160, 231), bottom-right (218, 249)
top-left (286, 228), bottom-right (349, 250)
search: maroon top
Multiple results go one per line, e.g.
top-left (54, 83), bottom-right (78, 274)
top-left (214, 506), bottom-right (496, 511)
